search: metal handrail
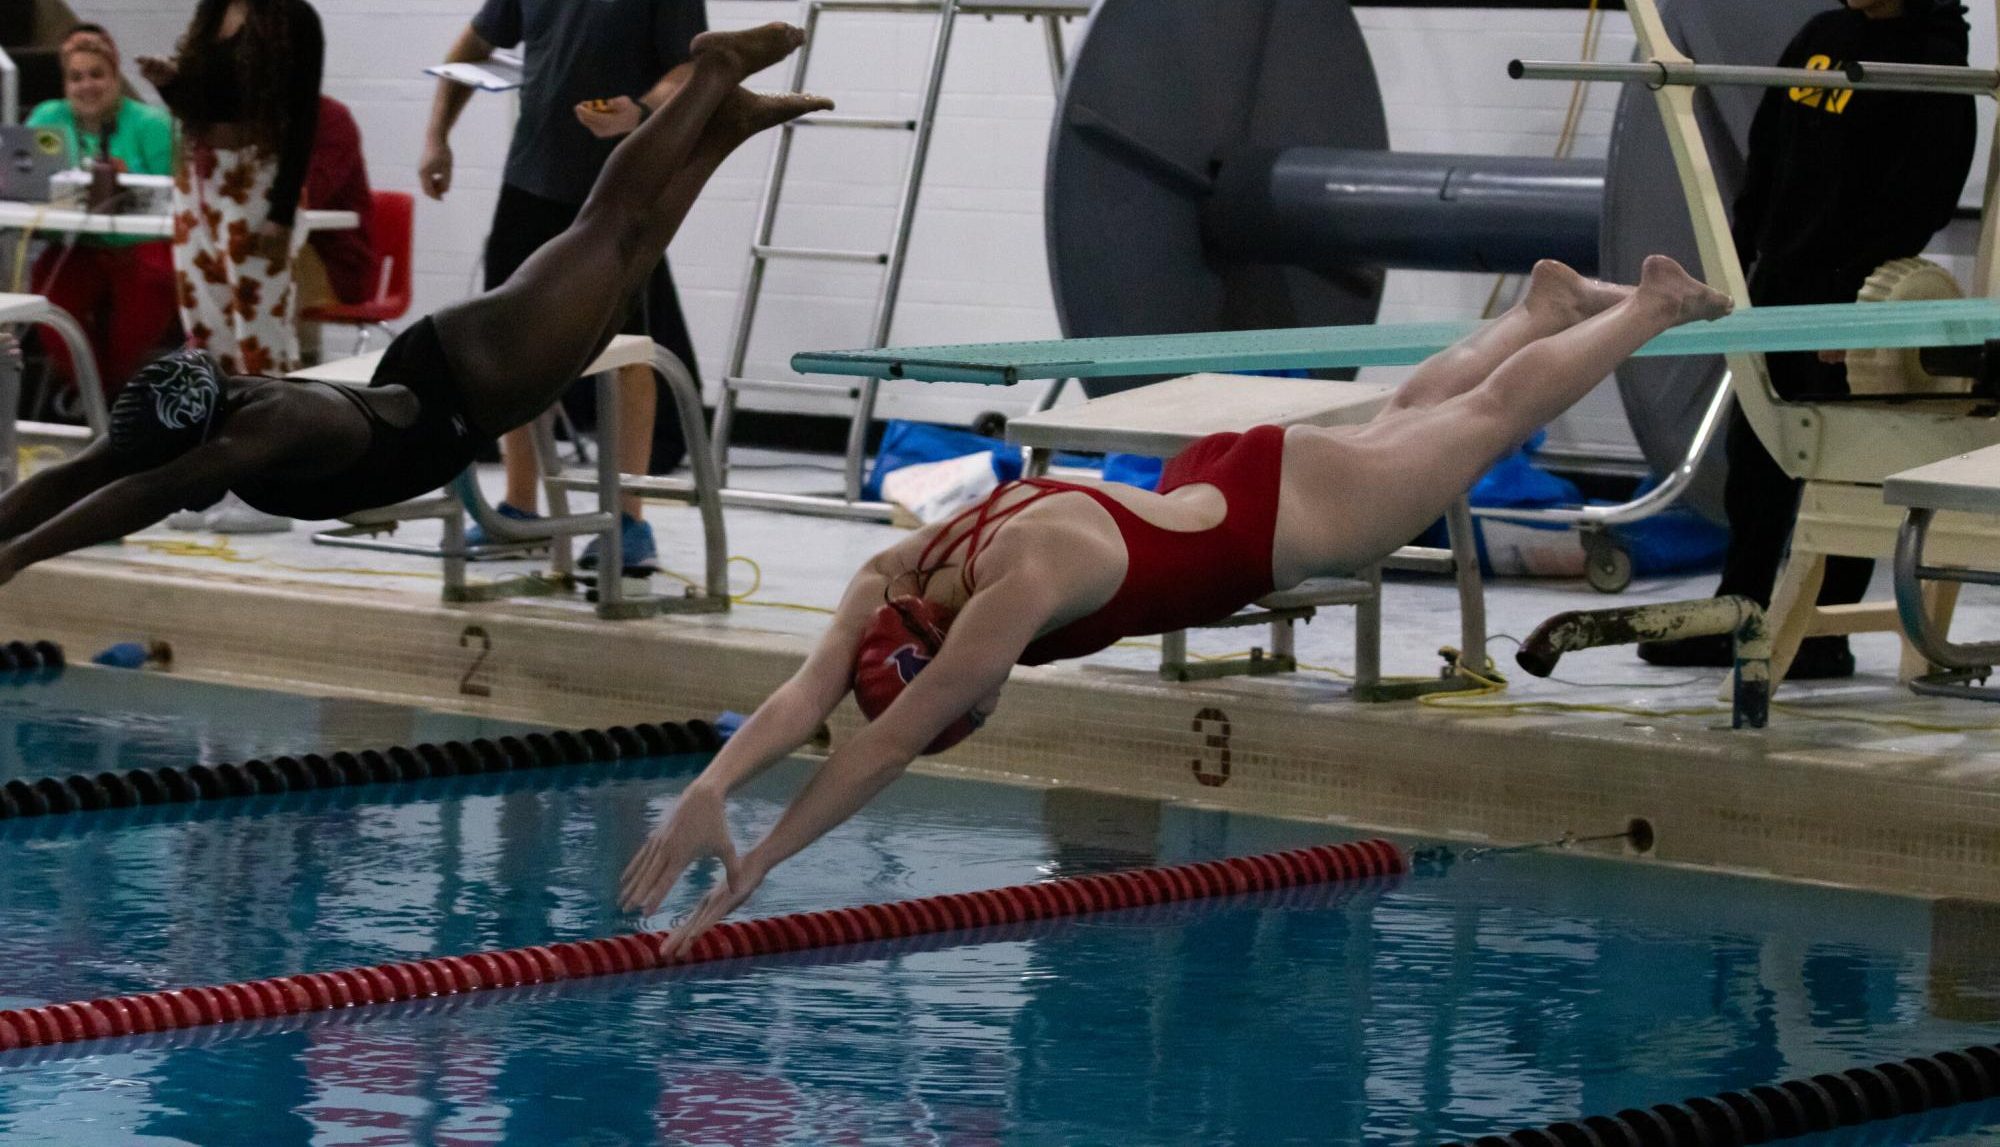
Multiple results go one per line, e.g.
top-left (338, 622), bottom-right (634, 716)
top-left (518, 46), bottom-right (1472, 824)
top-left (1510, 57), bottom-right (1999, 97)
top-left (1472, 370), bottom-right (1734, 529)
top-left (461, 343), bottom-right (729, 610)
top-left (1847, 60), bottom-right (2000, 94)
top-left (0, 45), bottom-right (16, 125)
top-left (1895, 508), bottom-right (2000, 672)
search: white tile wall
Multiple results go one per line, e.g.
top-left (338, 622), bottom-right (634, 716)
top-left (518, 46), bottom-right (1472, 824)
top-left (66, 1), bottom-right (2000, 463)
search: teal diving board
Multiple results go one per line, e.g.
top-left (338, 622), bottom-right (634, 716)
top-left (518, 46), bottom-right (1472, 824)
top-left (791, 298), bottom-right (2000, 386)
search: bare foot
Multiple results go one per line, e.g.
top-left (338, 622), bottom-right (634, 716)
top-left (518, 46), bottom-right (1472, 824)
top-left (715, 87), bottom-right (834, 141)
top-left (1522, 259), bottom-right (1633, 326)
top-left (690, 22), bottom-right (805, 80)
top-left (1638, 254), bottom-right (1733, 323)
top-left (1577, 270), bottom-right (1633, 316)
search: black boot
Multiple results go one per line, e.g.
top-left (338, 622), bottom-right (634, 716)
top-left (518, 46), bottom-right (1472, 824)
top-left (1637, 632), bottom-right (1855, 678)
top-left (1636, 632), bottom-right (1734, 668)
top-left (1786, 636), bottom-right (1856, 680)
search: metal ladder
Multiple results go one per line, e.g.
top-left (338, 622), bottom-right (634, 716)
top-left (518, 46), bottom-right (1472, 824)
top-left (709, 0), bottom-right (1085, 518)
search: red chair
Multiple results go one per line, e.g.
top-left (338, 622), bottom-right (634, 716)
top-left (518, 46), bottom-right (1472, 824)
top-left (303, 189), bottom-right (413, 356)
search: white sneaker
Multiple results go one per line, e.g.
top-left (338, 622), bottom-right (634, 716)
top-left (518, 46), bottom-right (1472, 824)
top-left (204, 493), bottom-right (293, 534)
top-left (164, 509), bottom-right (209, 531)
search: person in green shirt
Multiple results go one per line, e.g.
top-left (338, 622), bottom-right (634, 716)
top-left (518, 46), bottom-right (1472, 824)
top-left (25, 25), bottom-right (179, 397)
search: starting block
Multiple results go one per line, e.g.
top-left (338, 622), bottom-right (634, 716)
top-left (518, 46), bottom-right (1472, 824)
top-left (1883, 445), bottom-right (2000, 699)
top-left (293, 334), bottom-right (728, 619)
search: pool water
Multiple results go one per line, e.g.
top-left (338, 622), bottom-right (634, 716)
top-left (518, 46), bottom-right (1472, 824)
top-left (0, 671), bottom-right (1996, 1145)
top-left (0, 665), bottom-right (533, 782)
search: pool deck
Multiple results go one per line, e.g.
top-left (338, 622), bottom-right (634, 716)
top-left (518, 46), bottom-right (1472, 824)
top-left (2, 454), bottom-right (1998, 902)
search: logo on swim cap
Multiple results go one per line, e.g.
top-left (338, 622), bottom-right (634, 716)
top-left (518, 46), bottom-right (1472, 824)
top-left (886, 643), bottom-right (930, 684)
top-left (109, 349), bottom-right (223, 465)
top-left (147, 351), bottom-right (220, 430)
top-left (853, 595), bottom-right (981, 756)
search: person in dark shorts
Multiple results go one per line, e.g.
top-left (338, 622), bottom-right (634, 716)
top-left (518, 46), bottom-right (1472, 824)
top-left (420, 0), bottom-right (710, 572)
top-left (0, 26), bottom-right (826, 586)
top-left (1637, 0), bottom-right (1976, 678)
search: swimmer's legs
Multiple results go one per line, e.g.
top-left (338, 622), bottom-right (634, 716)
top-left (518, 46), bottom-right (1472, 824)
top-left (1307, 257), bottom-right (1729, 567)
top-left (1378, 260), bottom-right (1633, 415)
top-left (1449, 256), bottom-right (1727, 438)
top-left (435, 24), bottom-right (818, 432)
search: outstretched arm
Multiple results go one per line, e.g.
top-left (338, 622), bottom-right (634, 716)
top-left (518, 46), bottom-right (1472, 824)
top-left (617, 553), bottom-right (899, 918)
top-left (701, 555), bottom-right (897, 796)
top-left (634, 567), bottom-right (1057, 960)
top-left (0, 434), bottom-right (281, 583)
top-left (0, 440), bottom-right (132, 544)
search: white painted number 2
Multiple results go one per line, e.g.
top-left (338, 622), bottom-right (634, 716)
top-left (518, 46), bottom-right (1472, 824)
top-left (459, 626), bottom-right (493, 698)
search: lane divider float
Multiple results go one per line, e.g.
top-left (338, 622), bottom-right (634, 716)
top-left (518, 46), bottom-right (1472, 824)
top-left (0, 881), bottom-right (1372, 1064)
top-left (0, 837), bottom-right (1404, 1050)
top-left (1448, 1042), bottom-right (2000, 1146)
top-left (0, 719), bottom-right (720, 820)
top-left (0, 640), bottom-right (61, 673)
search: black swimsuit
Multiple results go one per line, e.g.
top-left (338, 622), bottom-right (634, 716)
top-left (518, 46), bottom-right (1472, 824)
top-left (232, 317), bottom-right (485, 519)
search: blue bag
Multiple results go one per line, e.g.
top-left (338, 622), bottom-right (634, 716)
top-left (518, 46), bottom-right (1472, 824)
top-left (1102, 453), bottom-right (1163, 490)
top-left (1611, 479), bottom-right (1727, 576)
top-left (864, 420), bottom-right (1023, 502)
top-left (1417, 442), bottom-right (1727, 579)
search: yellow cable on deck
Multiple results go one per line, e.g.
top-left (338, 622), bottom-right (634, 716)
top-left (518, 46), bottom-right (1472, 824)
top-left (654, 554), bottom-right (834, 615)
top-left (123, 535), bottom-right (440, 580)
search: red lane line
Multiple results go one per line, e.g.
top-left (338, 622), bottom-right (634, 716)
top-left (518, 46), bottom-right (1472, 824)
top-left (0, 839), bottom-right (1404, 1051)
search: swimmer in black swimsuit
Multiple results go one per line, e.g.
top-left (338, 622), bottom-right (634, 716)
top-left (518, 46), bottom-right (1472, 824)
top-left (0, 22), bottom-right (826, 585)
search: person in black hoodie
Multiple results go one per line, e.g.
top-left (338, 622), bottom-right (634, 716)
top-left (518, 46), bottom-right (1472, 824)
top-left (1639, 0), bottom-right (1977, 677)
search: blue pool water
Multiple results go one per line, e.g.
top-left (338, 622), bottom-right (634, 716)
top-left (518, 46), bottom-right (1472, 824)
top-left (0, 666), bottom-right (532, 782)
top-left (0, 671), bottom-right (1996, 1145)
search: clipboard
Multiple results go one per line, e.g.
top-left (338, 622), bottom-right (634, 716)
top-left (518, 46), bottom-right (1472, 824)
top-left (425, 48), bottom-right (525, 92)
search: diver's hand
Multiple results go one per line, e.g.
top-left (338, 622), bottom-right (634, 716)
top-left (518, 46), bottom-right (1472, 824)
top-left (620, 781), bottom-right (744, 919)
top-left (659, 853), bottom-right (767, 962)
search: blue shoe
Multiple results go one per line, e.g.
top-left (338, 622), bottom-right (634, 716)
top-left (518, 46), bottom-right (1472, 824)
top-left (580, 512), bottom-right (658, 574)
top-left (465, 502), bottom-right (541, 548)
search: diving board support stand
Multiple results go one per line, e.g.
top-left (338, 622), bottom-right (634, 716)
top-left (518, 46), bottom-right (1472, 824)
top-left (1608, 0), bottom-right (2000, 695)
top-left (302, 335), bottom-right (728, 619)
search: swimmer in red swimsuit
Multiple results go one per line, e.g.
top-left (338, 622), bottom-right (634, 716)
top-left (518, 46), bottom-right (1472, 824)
top-left (621, 255), bottom-right (1733, 954)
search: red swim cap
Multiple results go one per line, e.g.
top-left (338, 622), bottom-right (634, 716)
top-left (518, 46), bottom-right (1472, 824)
top-left (852, 595), bottom-right (982, 755)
